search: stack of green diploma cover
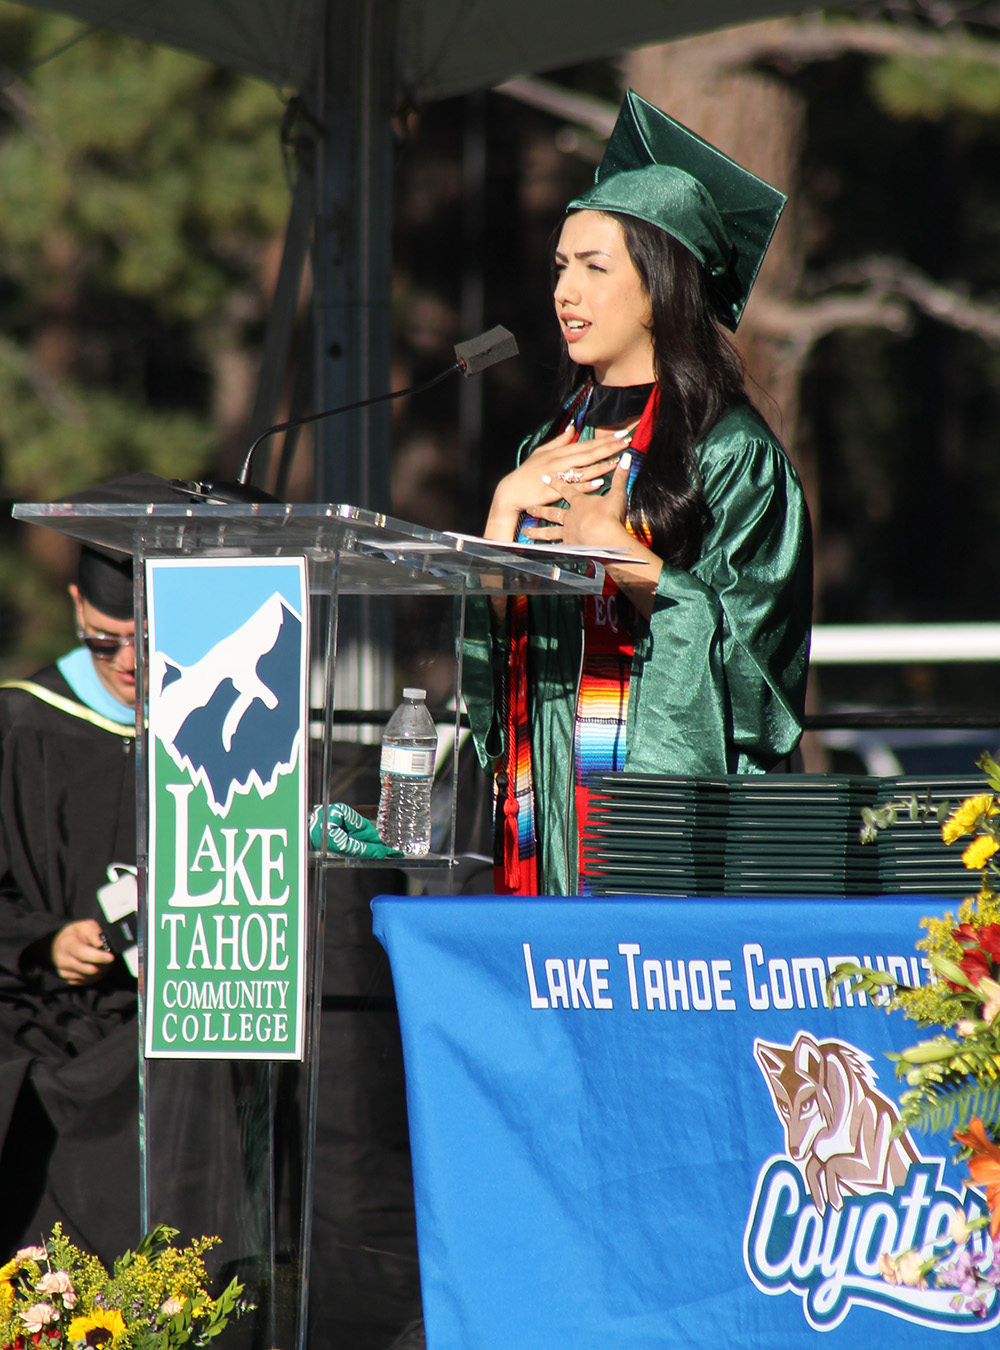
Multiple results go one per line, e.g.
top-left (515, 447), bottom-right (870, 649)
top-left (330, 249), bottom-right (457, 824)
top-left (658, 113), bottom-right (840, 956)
top-left (581, 774), bottom-right (985, 898)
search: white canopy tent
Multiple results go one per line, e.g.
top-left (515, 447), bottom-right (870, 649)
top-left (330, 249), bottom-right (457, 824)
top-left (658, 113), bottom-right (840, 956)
top-left (18, 1), bottom-right (816, 101)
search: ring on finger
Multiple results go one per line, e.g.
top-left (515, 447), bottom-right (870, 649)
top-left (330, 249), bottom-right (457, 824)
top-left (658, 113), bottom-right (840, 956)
top-left (557, 468), bottom-right (583, 485)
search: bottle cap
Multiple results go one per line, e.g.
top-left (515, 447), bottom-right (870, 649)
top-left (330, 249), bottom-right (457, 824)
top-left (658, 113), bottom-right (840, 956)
top-left (402, 687), bottom-right (426, 700)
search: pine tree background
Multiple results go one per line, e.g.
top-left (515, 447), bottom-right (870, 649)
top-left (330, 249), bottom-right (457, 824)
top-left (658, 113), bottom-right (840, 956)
top-left (2, 3), bottom-right (1000, 734)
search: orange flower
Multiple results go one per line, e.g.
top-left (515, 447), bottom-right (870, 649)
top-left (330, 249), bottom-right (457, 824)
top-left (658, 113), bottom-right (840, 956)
top-left (954, 1117), bottom-right (1000, 1238)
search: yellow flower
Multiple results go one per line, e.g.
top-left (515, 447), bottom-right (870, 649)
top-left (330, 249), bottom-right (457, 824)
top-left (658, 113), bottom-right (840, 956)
top-left (67, 1308), bottom-right (126, 1346)
top-left (0, 1261), bottom-right (19, 1283)
top-left (944, 795), bottom-right (1000, 844)
top-left (963, 836), bottom-right (1000, 871)
top-left (0, 1281), bottom-right (13, 1316)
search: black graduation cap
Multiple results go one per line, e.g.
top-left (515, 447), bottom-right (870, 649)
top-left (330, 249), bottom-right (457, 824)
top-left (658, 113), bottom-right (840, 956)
top-left (53, 472), bottom-right (271, 618)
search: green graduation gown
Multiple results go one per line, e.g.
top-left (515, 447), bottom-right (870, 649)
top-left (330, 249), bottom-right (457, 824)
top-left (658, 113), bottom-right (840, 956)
top-left (464, 400), bottom-right (813, 895)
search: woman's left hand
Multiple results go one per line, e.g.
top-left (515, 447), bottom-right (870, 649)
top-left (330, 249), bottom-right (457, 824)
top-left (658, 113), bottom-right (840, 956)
top-left (522, 452), bottom-right (664, 618)
top-left (522, 452), bottom-right (632, 550)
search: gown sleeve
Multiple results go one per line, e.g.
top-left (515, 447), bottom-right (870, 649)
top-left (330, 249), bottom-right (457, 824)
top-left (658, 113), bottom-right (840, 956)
top-left (462, 597), bottom-right (506, 772)
top-left (0, 722), bottom-right (70, 991)
top-left (0, 684), bottom-right (136, 996)
top-left (625, 416), bottom-right (812, 775)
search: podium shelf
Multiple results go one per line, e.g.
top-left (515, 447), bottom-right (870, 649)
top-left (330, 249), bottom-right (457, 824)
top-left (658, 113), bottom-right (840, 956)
top-left (309, 851), bottom-right (458, 869)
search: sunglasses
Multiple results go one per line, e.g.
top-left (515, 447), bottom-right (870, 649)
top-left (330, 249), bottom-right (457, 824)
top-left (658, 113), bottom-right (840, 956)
top-left (77, 626), bottom-right (138, 659)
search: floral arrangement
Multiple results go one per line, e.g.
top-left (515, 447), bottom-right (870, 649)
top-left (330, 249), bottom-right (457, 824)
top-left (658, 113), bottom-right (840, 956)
top-left (829, 751), bottom-right (1000, 1314)
top-left (0, 1224), bottom-right (250, 1349)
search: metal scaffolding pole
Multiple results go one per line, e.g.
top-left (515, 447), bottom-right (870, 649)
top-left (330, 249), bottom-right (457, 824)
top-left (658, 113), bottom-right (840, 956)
top-left (312, 0), bottom-right (396, 725)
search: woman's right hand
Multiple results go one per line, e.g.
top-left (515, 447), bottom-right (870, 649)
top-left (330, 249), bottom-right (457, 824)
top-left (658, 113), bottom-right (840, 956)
top-left (483, 425), bottom-right (626, 543)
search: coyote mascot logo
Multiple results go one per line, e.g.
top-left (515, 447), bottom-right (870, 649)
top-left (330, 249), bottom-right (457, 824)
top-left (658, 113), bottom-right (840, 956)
top-left (753, 1031), bottom-right (918, 1215)
top-left (744, 1030), bottom-right (996, 1331)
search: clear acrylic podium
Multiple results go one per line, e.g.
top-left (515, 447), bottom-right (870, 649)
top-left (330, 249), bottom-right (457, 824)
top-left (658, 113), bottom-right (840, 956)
top-left (13, 497), bottom-right (604, 1350)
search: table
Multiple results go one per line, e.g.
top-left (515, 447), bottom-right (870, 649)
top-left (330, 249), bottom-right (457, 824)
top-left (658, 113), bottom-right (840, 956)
top-left (373, 893), bottom-right (996, 1348)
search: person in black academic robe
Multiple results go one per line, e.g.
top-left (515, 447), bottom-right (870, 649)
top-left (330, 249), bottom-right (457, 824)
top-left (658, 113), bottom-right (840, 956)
top-left (0, 546), bottom-right (140, 1262)
top-left (0, 529), bottom-right (426, 1345)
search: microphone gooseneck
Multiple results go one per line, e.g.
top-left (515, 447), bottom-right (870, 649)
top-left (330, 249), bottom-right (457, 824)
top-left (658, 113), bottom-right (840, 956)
top-left (236, 325), bottom-right (519, 487)
top-left (236, 361), bottom-right (459, 485)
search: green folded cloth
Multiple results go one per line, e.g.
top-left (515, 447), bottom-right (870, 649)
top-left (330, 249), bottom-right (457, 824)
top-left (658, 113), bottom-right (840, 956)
top-left (308, 802), bottom-right (403, 859)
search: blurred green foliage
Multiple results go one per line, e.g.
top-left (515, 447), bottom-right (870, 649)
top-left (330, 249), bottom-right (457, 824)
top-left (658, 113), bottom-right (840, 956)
top-left (872, 53), bottom-right (1000, 121)
top-left (0, 2), bottom-right (289, 670)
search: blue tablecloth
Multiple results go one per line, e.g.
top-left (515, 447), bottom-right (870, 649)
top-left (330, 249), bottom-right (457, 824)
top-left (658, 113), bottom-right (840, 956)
top-left (373, 894), bottom-right (996, 1348)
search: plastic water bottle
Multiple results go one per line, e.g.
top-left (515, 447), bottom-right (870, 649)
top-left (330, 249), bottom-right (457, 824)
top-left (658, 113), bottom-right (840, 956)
top-left (377, 688), bottom-right (438, 855)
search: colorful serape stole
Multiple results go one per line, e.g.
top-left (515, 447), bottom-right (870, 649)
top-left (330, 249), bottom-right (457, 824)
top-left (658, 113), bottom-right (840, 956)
top-left (573, 576), bottom-right (636, 897)
top-left (495, 388), bottom-right (656, 895)
top-left (495, 385), bottom-right (592, 895)
top-left (497, 603), bottom-right (537, 894)
top-left (574, 399), bottom-right (654, 894)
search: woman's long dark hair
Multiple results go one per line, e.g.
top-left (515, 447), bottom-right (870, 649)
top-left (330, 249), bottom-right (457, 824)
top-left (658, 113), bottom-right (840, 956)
top-left (558, 211), bottom-right (749, 568)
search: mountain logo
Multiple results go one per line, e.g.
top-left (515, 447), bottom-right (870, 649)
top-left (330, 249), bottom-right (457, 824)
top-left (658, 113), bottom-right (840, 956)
top-left (145, 557), bottom-right (308, 1061)
top-left (150, 591), bottom-right (302, 815)
top-left (744, 1031), bottom-right (997, 1331)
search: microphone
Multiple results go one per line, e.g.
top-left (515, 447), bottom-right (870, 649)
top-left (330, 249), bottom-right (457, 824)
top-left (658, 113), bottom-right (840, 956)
top-left (229, 324), bottom-right (519, 490)
top-left (453, 325), bottom-right (519, 377)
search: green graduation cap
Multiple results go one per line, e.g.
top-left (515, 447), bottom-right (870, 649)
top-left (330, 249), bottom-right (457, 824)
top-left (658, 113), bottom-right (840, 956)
top-left (568, 90), bottom-right (786, 330)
